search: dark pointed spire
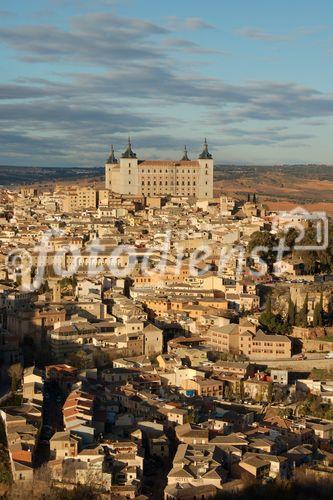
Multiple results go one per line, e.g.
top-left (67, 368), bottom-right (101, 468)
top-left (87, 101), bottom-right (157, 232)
top-left (253, 192), bottom-right (257, 203)
top-left (181, 145), bottom-right (190, 161)
top-left (107, 144), bottom-right (118, 164)
top-left (247, 192), bottom-right (250, 202)
top-left (199, 138), bottom-right (212, 159)
top-left (122, 136), bottom-right (137, 158)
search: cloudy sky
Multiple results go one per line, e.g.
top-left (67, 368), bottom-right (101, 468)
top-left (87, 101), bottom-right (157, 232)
top-left (1, 0), bottom-right (333, 166)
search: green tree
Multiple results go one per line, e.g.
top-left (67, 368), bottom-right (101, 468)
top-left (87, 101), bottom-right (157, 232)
top-left (68, 350), bottom-right (91, 369)
top-left (239, 380), bottom-right (245, 400)
top-left (284, 227), bottom-right (299, 250)
top-left (7, 363), bottom-right (23, 393)
top-left (293, 224), bottom-right (333, 274)
top-left (296, 294), bottom-right (308, 327)
top-left (287, 297), bottom-right (296, 326)
top-left (259, 296), bottom-right (274, 330)
top-left (267, 382), bottom-right (273, 403)
top-left (313, 292), bottom-right (324, 327)
top-left (247, 231), bottom-right (278, 272)
top-left (259, 296), bottom-right (290, 334)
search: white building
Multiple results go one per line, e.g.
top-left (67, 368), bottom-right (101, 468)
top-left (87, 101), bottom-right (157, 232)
top-left (105, 139), bottom-right (214, 199)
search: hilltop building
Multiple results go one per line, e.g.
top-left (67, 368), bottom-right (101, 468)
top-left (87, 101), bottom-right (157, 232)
top-left (105, 139), bottom-right (214, 199)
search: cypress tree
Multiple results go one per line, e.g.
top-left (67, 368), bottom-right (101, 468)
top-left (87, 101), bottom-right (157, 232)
top-left (266, 295), bottom-right (272, 314)
top-left (313, 292), bottom-right (324, 327)
top-left (287, 297), bottom-right (296, 326)
top-left (297, 293), bottom-right (308, 327)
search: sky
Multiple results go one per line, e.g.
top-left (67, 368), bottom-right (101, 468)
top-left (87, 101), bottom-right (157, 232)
top-left (1, 0), bottom-right (333, 167)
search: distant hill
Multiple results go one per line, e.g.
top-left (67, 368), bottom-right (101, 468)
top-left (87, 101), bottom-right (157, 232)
top-left (214, 163), bottom-right (333, 217)
top-left (2, 163), bottom-right (332, 188)
top-left (0, 165), bottom-right (104, 187)
top-left (214, 163), bottom-right (333, 181)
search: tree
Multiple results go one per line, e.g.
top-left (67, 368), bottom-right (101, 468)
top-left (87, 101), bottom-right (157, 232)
top-left (8, 363), bottom-right (23, 393)
top-left (267, 382), bottom-right (273, 403)
top-left (313, 292), bottom-right (324, 327)
top-left (238, 380), bottom-right (245, 400)
top-left (39, 280), bottom-right (50, 294)
top-left (259, 296), bottom-right (289, 334)
top-left (68, 350), bottom-right (91, 370)
top-left (284, 227), bottom-right (299, 250)
top-left (247, 231), bottom-right (278, 273)
top-left (292, 223), bottom-right (333, 274)
top-left (296, 294), bottom-right (308, 327)
top-left (287, 297), bottom-right (296, 326)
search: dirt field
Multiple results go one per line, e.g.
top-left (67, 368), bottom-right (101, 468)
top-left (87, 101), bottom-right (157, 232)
top-left (214, 167), bottom-right (333, 217)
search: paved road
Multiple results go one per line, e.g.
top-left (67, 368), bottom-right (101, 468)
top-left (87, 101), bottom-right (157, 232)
top-left (254, 355), bottom-right (333, 371)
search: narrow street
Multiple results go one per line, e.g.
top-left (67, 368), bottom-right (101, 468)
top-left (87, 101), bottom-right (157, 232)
top-left (34, 381), bottom-right (65, 468)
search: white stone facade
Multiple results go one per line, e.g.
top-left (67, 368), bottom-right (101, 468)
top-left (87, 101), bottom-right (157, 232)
top-left (105, 140), bottom-right (214, 199)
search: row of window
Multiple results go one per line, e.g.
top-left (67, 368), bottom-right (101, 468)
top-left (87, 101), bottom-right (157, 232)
top-left (143, 190), bottom-right (208, 196)
top-left (142, 180), bottom-right (198, 186)
top-left (137, 167), bottom-right (210, 173)
top-left (137, 169), bottom-right (210, 175)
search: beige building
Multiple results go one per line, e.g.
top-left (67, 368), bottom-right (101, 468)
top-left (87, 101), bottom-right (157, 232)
top-left (207, 324), bottom-right (292, 360)
top-left (57, 186), bottom-right (97, 212)
top-left (50, 431), bottom-right (81, 459)
top-left (143, 323), bottom-right (163, 356)
top-left (243, 330), bottom-right (292, 360)
top-left (105, 139), bottom-right (214, 199)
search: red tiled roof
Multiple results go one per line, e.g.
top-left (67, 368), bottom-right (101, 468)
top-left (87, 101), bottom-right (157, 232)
top-left (12, 450), bottom-right (33, 464)
top-left (139, 160), bottom-right (200, 166)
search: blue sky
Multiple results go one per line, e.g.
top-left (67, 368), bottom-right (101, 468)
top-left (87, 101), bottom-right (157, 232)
top-left (1, 0), bottom-right (333, 166)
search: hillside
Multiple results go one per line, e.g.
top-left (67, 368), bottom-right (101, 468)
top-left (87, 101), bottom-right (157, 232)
top-left (214, 164), bottom-right (333, 216)
top-left (0, 165), bottom-right (104, 187)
